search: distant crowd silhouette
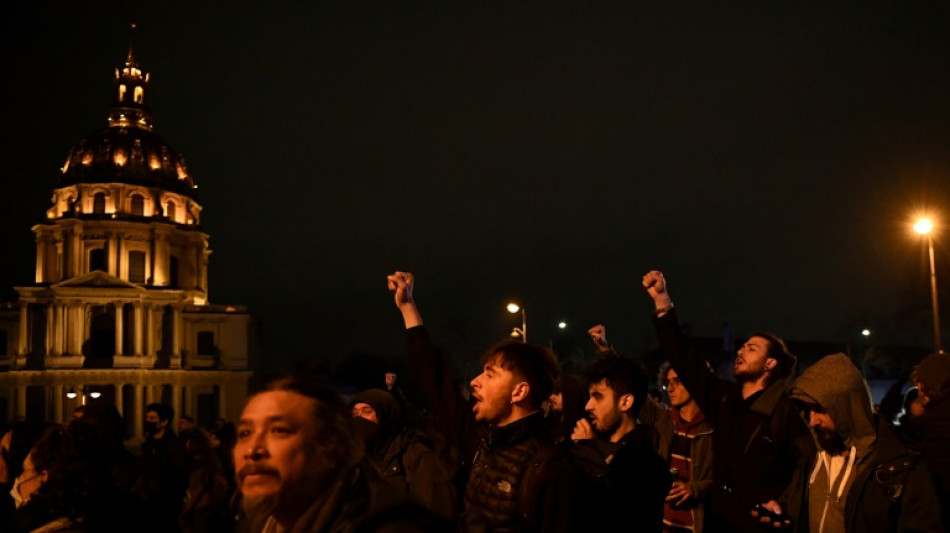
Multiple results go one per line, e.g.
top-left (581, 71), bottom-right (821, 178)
top-left (1, 270), bottom-right (947, 532)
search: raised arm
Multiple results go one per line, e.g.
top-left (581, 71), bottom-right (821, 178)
top-left (642, 270), bottom-right (732, 427)
top-left (387, 271), bottom-right (423, 329)
top-left (587, 324), bottom-right (614, 354)
top-left (387, 271), bottom-right (464, 448)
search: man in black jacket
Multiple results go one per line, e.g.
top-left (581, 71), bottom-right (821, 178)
top-left (387, 270), bottom-right (576, 533)
top-left (643, 270), bottom-right (814, 533)
top-left (568, 353), bottom-right (669, 532)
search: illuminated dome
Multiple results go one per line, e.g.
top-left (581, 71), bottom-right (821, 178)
top-left (59, 127), bottom-right (197, 199)
top-left (57, 24), bottom-right (198, 201)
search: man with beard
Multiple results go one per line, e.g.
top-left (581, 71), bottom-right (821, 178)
top-left (233, 375), bottom-right (447, 533)
top-left (387, 271), bottom-right (577, 532)
top-left (568, 353), bottom-right (670, 532)
top-left (642, 270), bottom-right (814, 533)
top-left (782, 353), bottom-right (944, 532)
top-left (134, 403), bottom-right (188, 533)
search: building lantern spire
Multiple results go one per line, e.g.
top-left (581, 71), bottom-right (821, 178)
top-left (108, 22), bottom-right (154, 131)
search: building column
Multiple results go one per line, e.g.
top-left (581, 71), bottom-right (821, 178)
top-left (133, 303), bottom-right (143, 356)
top-left (218, 383), bottom-right (227, 422)
top-left (133, 385), bottom-right (144, 439)
top-left (16, 387), bottom-right (27, 420)
top-left (18, 303), bottom-right (28, 356)
top-left (145, 384), bottom-right (155, 406)
top-left (145, 305), bottom-right (155, 357)
top-left (45, 304), bottom-right (54, 357)
top-left (53, 385), bottom-right (63, 423)
top-left (172, 384), bottom-right (182, 422)
top-left (114, 302), bottom-right (124, 356)
top-left (115, 384), bottom-right (124, 417)
top-left (182, 386), bottom-right (190, 419)
top-left (55, 302), bottom-right (65, 356)
top-left (172, 306), bottom-right (181, 359)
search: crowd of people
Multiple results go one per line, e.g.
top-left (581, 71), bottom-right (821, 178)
top-left (1, 269), bottom-right (948, 532)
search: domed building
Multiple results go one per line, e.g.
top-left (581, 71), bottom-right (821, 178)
top-left (0, 30), bottom-right (254, 437)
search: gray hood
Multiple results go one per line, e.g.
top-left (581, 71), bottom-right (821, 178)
top-left (790, 353), bottom-right (876, 452)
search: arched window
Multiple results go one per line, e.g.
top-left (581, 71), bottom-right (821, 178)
top-left (166, 201), bottom-right (176, 221)
top-left (134, 87), bottom-right (144, 104)
top-left (128, 251), bottom-right (146, 283)
top-left (130, 194), bottom-right (144, 216)
top-left (118, 84), bottom-right (127, 101)
top-left (93, 193), bottom-right (106, 214)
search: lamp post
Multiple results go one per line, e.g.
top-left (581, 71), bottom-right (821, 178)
top-left (914, 218), bottom-right (943, 353)
top-left (507, 302), bottom-right (526, 343)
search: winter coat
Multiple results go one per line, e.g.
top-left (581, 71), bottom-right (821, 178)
top-left (569, 424), bottom-right (670, 532)
top-left (652, 310), bottom-right (815, 533)
top-left (253, 462), bottom-right (450, 533)
top-left (350, 388), bottom-right (458, 523)
top-left (405, 326), bottom-right (576, 533)
top-left (789, 353), bottom-right (945, 533)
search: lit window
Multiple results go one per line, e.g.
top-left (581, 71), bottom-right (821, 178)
top-left (128, 251), bottom-right (145, 283)
top-left (134, 87), bottom-right (144, 104)
top-left (166, 201), bottom-right (176, 221)
top-left (93, 193), bottom-right (106, 214)
top-left (118, 84), bottom-right (127, 101)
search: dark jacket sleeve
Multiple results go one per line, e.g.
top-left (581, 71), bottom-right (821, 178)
top-left (405, 326), bottom-right (463, 448)
top-left (652, 309), bottom-right (733, 428)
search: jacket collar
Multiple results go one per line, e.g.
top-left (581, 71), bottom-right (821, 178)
top-left (487, 411), bottom-right (546, 448)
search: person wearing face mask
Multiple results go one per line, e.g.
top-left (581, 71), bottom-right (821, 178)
top-left (1, 422), bottom-right (53, 526)
top-left (350, 388), bottom-right (458, 524)
top-left (132, 403), bottom-right (188, 533)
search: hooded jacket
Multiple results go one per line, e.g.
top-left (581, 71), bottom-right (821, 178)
top-left (350, 389), bottom-right (458, 523)
top-left (790, 353), bottom-right (944, 533)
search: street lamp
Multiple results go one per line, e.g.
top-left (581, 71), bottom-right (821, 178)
top-left (914, 217), bottom-right (943, 353)
top-left (507, 302), bottom-right (526, 343)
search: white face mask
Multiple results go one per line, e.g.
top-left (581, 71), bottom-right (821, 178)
top-left (10, 476), bottom-right (25, 509)
top-left (10, 472), bottom-right (40, 509)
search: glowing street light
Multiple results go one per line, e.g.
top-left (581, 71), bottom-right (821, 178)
top-left (914, 217), bottom-right (943, 353)
top-left (558, 322), bottom-right (567, 329)
top-left (507, 302), bottom-right (527, 343)
top-left (861, 329), bottom-right (871, 337)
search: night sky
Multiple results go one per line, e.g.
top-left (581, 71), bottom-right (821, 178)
top-left (4, 2), bottom-right (950, 380)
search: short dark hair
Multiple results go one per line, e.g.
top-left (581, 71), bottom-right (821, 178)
top-left (145, 403), bottom-right (174, 423)
top-left (481, 340), bottom-right (560, 410)
top-left (583, 354), bottom-right (649, 416)
top-left (179, 415), bottom-right (194, 423)
top-left (748, 332), bottom-right (797, 383)
top-left (251, 373), bottom-right (362, 469)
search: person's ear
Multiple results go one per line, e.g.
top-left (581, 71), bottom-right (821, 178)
top-left (619, 393), bottom-right (634, 413)
top-left (765, 358), bottom-right (776, 372)
top-left (512, 382), bottom-right (529, 404)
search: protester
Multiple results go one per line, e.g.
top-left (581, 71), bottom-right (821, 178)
top-left (134, 402), bottom-right (188, 533)
top-left (786, 353), bottom-right (944, 532)
top-left (12, 417), bottom-right (133, 532)
top-left (660, 364), bottom-right (713, 533)
top-left (546, 373), bottom-right (588, 445)
top-left (569, 353), bottom-right (670, 532)
top-left (232, 374), bottom-right (447, 532)
top-left (387, 270), bottom-right (577, 532)
top-left (643, 269), bottom-right (814, 532)
top-left (180, 428), bottom-right (232, 533)
top-left (906, 352), bottom-right (950, 523)
top-left (350, 388), bottom-right (458, 522)
top-left (178, 415), bottom-right (197, 442)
